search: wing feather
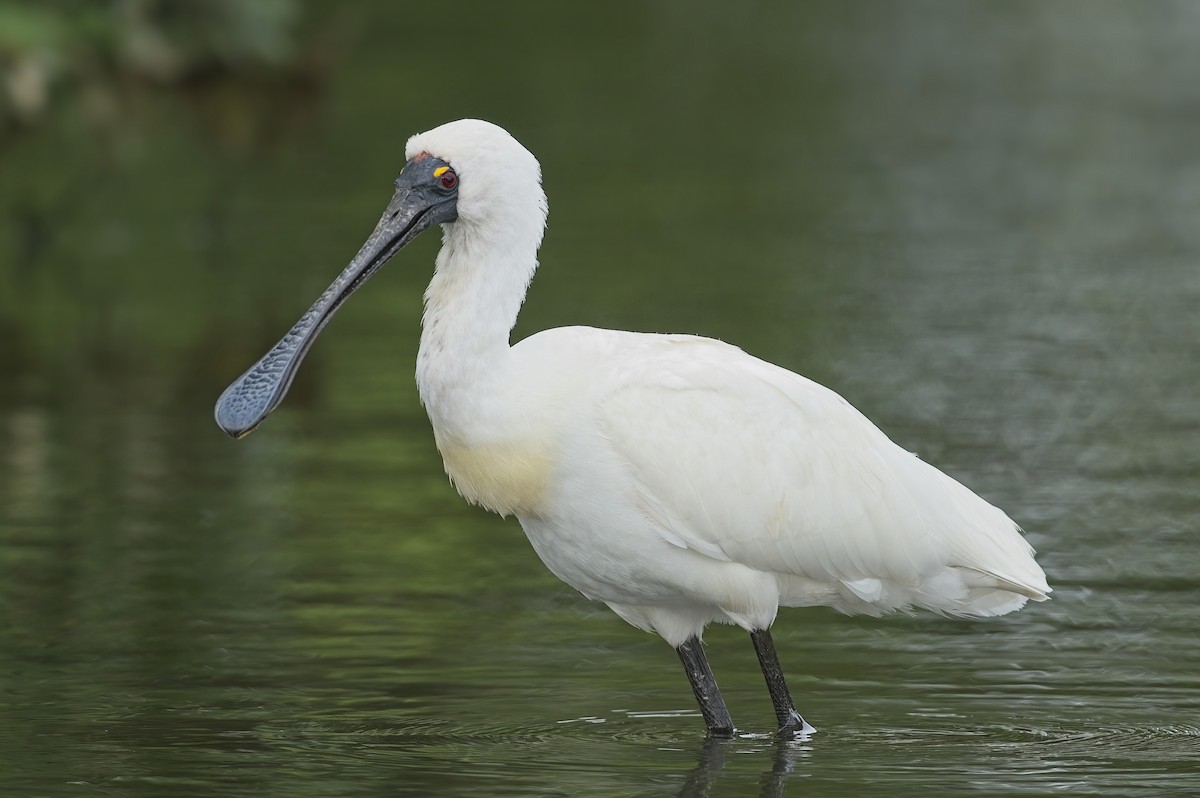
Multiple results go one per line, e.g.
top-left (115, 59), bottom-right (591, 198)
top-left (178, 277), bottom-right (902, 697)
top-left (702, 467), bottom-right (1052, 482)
top-left (593, 335), bottom-right (1048, 611)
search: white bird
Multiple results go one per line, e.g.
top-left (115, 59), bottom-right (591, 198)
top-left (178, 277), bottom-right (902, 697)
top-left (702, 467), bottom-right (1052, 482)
top-left (215, 119), bottom-right (1051, 738)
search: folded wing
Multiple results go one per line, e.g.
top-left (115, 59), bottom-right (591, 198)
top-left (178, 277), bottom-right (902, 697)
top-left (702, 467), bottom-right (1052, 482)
top-left (595, 335), bottom-right (1049, 616)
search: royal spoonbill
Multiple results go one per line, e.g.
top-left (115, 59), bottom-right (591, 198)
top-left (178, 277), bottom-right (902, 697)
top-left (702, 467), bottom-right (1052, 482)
top-left (216, 119), bottom-right (1050, 738)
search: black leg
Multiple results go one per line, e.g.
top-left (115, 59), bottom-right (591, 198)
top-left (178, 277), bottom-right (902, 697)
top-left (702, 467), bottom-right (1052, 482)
top-left (749, 628), bottom-right (814, 737)
top-left (676, 636), bottom-right (735, 737)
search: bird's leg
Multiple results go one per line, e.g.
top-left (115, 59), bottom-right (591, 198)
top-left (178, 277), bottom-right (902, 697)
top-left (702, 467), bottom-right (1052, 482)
top-left (749, 628), bottom-right (815, 738)
top-left (676, 636), bottom-right (735, 737)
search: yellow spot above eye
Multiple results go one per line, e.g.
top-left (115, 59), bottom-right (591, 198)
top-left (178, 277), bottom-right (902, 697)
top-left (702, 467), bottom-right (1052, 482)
top-left (434, 166), bottom-right (449, 177)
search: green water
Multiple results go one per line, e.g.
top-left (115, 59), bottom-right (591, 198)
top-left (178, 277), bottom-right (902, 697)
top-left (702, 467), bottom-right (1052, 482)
top-left (2, 2), bottom-right (1198, 795)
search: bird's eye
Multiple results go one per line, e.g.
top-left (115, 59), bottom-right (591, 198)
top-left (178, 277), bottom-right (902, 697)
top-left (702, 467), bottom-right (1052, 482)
top-left (439, 168), bottom-right (458, 190)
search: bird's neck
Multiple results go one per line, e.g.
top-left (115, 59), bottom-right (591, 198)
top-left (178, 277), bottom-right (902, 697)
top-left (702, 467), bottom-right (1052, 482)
top-left (415, 223), bottom-right (537, 427)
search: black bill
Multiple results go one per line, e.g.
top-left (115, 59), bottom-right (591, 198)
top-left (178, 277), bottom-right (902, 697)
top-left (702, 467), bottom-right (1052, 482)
top-left (214, 155), bottom-right (459, 438)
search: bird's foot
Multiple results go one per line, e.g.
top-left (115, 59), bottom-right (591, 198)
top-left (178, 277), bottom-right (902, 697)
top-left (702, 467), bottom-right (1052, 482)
top-left (705, 723), bottom-right (736, 739)
top-left (776, 710), bottom-right (816, 740)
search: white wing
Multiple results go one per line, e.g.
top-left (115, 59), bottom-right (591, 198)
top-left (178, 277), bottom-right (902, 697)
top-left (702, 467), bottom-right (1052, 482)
top-left (592, 333), bottom-right (1049, 616)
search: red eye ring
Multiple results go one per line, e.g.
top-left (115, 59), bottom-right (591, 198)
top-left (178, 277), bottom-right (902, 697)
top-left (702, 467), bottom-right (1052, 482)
top-left (440, 168), bottom-right (458, 189)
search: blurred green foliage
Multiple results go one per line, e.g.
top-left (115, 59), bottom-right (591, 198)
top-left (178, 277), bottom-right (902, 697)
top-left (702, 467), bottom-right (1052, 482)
top-left (0, 0), bottom-right (301, 124)
top-left (0, 0), bottom-right (324, 406)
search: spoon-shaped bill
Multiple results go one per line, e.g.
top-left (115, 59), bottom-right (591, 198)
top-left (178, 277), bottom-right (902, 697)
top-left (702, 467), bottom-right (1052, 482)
top-left (214, 169), bottom-right (457, 439)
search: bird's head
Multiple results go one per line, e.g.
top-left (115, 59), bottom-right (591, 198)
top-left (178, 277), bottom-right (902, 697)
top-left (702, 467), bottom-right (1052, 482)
top-left (213, 118), bottom-right (544, 439)
top-left (405, 119), bottom-right (546, 242)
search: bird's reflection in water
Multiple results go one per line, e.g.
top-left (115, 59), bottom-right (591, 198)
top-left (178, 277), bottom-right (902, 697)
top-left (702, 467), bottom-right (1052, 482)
top-left (675, 736), bottom-right (811, 798)
top-left (675, 737), bottom-right (732, 797)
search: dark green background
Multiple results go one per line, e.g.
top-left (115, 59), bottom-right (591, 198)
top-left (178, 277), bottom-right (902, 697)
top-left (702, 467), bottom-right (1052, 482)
top-left (2, 2), bottom-right (1198, 795)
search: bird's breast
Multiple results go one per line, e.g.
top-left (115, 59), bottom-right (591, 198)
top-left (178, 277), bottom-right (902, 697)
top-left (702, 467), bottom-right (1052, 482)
top-left (434, 433), bottom-right (554, 518)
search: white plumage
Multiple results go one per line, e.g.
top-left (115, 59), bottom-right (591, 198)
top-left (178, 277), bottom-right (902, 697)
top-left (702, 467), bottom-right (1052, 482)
top-left (218, 119), bottom-right (1050, 735)
top-left (407, 121), bottom-right (1049, 652)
